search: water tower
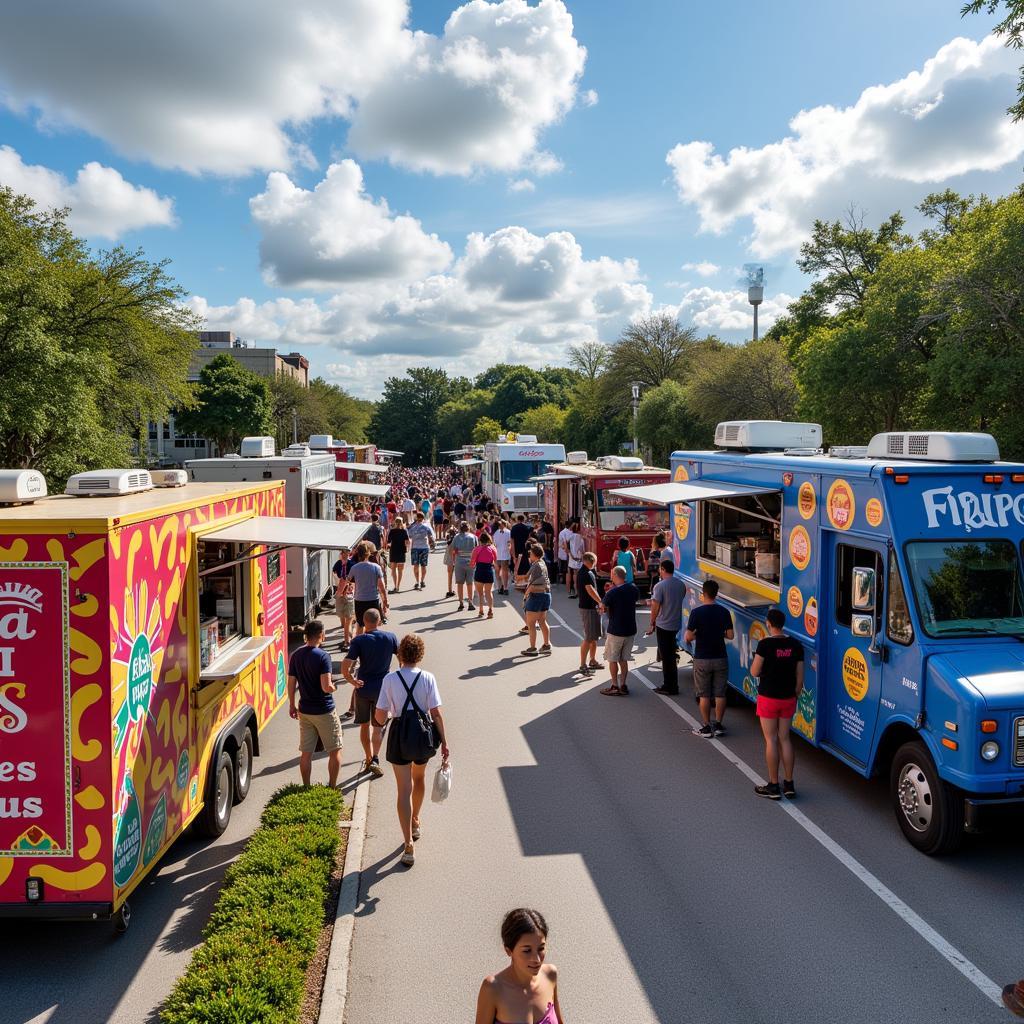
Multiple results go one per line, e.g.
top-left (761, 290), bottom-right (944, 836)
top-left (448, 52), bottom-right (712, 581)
top-left (744, 264), bottom-right (765, 341)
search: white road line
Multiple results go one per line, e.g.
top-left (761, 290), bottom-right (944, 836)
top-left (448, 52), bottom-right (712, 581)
top-left (546, 605), bottom-right (1004, 1007)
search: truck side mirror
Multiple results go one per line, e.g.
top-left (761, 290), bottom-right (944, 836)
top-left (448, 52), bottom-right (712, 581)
top-left (852, 566), bottom-right (876, 610)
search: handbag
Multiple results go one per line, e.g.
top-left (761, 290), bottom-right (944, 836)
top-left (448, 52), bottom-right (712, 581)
top-left (431, 761), bottom-right (452, 803)
top-left (386, 670), bottom-right (439, 764)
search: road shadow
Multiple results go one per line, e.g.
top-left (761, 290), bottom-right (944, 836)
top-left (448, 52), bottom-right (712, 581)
top-left (355, 845), bottom-right (410, 919)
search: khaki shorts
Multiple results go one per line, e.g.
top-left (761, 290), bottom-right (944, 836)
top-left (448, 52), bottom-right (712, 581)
top-left (453, 561), bottom-right (472, 585)
top-left (298, 711), bottom-right (344, 753)
top-left (605, 633), bottom-right (634, 663)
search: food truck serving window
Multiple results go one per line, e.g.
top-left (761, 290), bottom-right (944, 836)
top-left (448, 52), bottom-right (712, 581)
top-left (906, 539), bottom-right (1024, 638)
top-left (598, 491), bottom-right (670, 532)
top-left (197, 540), bottom-right (251, 668)
top-left (699, 491), bottom-right (782, 587)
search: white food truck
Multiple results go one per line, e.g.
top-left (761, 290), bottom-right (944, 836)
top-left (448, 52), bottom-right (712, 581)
top-left (482, 436), bottom-right (566, 515)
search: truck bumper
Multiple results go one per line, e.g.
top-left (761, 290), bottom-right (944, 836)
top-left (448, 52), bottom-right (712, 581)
top-left (964, 794), bottom-right (1024, 833)
top-left (0, 901), bottom-right (114, 921)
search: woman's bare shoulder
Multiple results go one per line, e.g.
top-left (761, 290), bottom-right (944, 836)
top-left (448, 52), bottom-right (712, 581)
top-left (543, 963), bottom-right (558, 982)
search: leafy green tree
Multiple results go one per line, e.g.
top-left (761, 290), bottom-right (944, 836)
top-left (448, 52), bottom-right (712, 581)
top-left (962, 1), bottom-right (1024, 120)
top-left (509, 402), bottom-right (567, 442)
top-left (635, 380), bottom-right (709, 467)
top-left (471, 416), bottom-right (503, 445)
top-left (603, 314), bottom-right (701, 408)
top-left (175, 354), bottom-right (271, 454)
top-left (369, 367), bottom-right (455, 464)
top-left (309, 378), bottom-right (373, 443)
top-left (436, 389), bottom-right (495, 451)
top-left (567, 340), bottom-right (609, 381)
top-left (488, 366), bottom-right (560, 424)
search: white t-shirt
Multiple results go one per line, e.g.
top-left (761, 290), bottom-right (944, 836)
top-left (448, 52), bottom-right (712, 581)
top-left (376, 668), bottom-right (442, 717)
top-left (450, 484), bottom-right (462, 498)
top-left (557, 527), bottom-right (573, 560)
top-left (401, 497), bottom-right (416, 513)
top-left (493, 528), bottom-right (512, 560)
top-left (568, 532), bottom-right (585, 569)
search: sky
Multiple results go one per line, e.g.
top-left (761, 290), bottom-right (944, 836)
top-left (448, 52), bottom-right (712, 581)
top-left (0, 0), bottom-right (1020, 400)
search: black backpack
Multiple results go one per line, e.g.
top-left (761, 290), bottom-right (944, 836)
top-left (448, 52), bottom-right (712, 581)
top-left (387, 671), bottom-right (440, 764)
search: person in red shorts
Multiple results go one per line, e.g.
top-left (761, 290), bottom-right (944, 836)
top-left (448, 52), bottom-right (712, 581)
top-left (750, 608), bottom-right (804, 800)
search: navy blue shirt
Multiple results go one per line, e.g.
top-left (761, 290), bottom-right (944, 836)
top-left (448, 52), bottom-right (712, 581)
top-left (603, 582), bottom-right (640, 637)
top-left (289, 645), bottom-right (334, 714)
top-left (686, 602), bottom-right (734, 660)
top-left (345, 629), bottom-right (399, 702)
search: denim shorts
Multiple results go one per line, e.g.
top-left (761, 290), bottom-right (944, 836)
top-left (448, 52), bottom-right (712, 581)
top-left (411, 548), bottom-right (429, 567)
top-left (524, 592), bottom-right (551, 613)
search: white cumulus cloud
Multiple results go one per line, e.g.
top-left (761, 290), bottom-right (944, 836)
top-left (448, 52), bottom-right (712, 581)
top-left (0, 145), bottom-right (175, 238)
top-left (666, 34), bottom-right (1024, 256)
top-left (508, 178), bottom-right (536, 193)
top-left (668, 286), bottom-right (796, 334)
top-left (682, 261), bottom-right (720, 278)
top-left (581, 89), bottom-right (599, 108)
top-left (250, 161), bottom-right (452, 289)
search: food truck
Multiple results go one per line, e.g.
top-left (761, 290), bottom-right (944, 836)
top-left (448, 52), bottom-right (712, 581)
top-left (307, 437), bottom-right (390, 486)
top-left (535, 454), bottom-right (669, 581)
top-left (186, 441), bottom-right (337, 624)
top-left (0, 469), bottom-right (368, 928)
top-left (613, 421), bottom-right (1024, 854)
top-left (482, 436), bottom-right (566, 515)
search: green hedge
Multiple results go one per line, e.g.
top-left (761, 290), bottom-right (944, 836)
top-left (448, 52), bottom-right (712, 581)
top-left (161, 784), bottom-right (344, 1024)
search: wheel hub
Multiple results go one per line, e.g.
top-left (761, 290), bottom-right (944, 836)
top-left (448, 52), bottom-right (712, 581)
top-left (897, 762), bottom-right (933, 832)
top-left (217, 765), bottom-right (231, 820)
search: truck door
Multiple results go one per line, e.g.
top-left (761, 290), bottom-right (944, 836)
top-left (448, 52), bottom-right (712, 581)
top-left (823, 536), bottom-right (889, 767)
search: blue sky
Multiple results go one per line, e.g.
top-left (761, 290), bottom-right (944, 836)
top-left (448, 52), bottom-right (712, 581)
top-left (0, 0), bottom-right (1017, 397)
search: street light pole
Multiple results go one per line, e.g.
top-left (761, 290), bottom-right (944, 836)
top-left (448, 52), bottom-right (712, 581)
top-left (631, 381), bottom-right (641, 456)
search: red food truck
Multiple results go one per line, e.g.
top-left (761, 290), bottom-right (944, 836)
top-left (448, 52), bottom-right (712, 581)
top-left (308, 436), bottom-right (383, 483)
top-left (0, 469), bottom-right (366, 930)
top-left (536, 455), bottom-right (670, 582)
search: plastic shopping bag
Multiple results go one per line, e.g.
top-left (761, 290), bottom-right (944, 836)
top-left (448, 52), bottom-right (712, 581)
top-left (431, 761), bottom-right (452, 803)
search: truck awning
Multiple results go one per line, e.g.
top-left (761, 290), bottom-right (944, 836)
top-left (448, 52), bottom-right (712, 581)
top-left (609, 479), bottom-right (780, 506)
top-left (200, 517), bottom-right (369, 550)
top-left (335, 461), bottom-right (389, 474)
top-left (530, 472), bottom-right (578, 482)
top-left (309, 481), bottom-right (390, 498)
top-left (376, 449), bottom-right (404, 457)
top-left (452, 457), bottom-right (485, 466)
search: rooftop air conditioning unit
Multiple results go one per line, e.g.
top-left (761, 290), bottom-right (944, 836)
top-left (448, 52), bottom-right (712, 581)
top-left (516, 434), bottom-right (538, 444)
top-left (715, 420), bottom-right (822, 451)
top-left (0, 469), bottom-right (47, 505)
top-left (65, 469), bottom-right (153, 497)
top-left (566, 451), bottom-right (588, 465)
top-left (308, 434), bottom-right (334, 450)
top-left (603, 456), bottom-right (644, 472)
top-left (283, 444), bottom-right (312, 458)
top-left (151, 469), bottom-right (188, 487)
top-left (240, 436), bottom-right (276, 458)
top-left (866, 432), bottom-right (1000, 463)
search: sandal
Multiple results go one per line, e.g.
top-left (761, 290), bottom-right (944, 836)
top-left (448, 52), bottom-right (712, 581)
top-left (599, 685), bottom-right (622, 696)
top-left (487, 610), bottom-right (493, 619)
top-left (619, 685), bottom-right (630, 696)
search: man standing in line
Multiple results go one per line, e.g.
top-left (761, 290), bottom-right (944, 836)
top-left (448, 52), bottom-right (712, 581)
top-left (556, 520), bottom-right (573, 587)
top-left (349, 542), bottom-right (390, 634)
top-left (598, 565), bottom-right (639, 696)
top-left (566, 520), bottom-right (585, 599)
top-left (684, 579), bottom-right (735, 737)
top-left (509, 513), bottom-right (532, 584)
top-left (287, 620), bottom-right (342, 787)
top-left (493, 518), bottom-right (512, 595)
top-left (576, 551), bottom-right (603, 676)
top-left (341, 608), bottom-right (398, 779)
top-left (407, 511), bottom-right (436, 591)
top-left (645, 559), bottom-right (685, 695)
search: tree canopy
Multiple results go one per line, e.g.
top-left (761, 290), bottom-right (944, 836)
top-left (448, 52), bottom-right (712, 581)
top-left (175, 354), bottom-right (271, 454)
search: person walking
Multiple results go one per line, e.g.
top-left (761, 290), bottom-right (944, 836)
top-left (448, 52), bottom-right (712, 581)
top-left (493, 518), bottom-right (512, 595)
top-left (341, 608), bottom-right (399, 779)
top-left (471, 530), bottom-right (498, 619)
top-left (349, 541), bottom-right (389, 634)
top-left (443, 522), bottom-right (457, 598)
top-left (407, 511), bottom-right (436, 591)
top-left (450, 520), bottom-right (478, 611)
top-left (509, 513), bottom-right (532, 585)
top-left (645, 559), bottom-right (685, 695)
top-left (684, 579), bottom-right (735, 737)
top-left (576, 551), bottom-right (603, 675)
top-left (475, 908), bottom-right (563, 1024)
top-left (374, 633), bottom-right (449, 867)
top-left (566, 520), bottom-right (585, 599)
top-left (556, 521), bottom-right (572, 587)
top-left (331, 545), bottom-right (354, 653)
top-left (750, 608), bottom-right (804, 799)
top-left (599, 565), bottom-right (639, 696)
top-left (287, 620), bottom-right (342, 787)
top-left (387, 516), bottom-right (409, 592)
top-left (521, 543), bottom-right (552, 657)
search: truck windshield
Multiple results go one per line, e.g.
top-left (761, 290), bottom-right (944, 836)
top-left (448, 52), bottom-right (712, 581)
top-left (905, 540), bottom-right (1024, 637)
top-left (598, 492), bottom-right (670, 532)
top-left (500, 460), bottom-right (554, 484)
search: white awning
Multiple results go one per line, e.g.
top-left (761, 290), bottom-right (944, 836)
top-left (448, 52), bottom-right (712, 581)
top-left (201, 517), bottom-right (369, 549)
top-left (376, 449), bottom-right (404, 457)
top-left (439, 449), bottom-right (465, 455)
top-left (310, 480), bottom-right (390, 498)
top-left (608, 479), bottom-right (780, 506)
top-left (335, 461), bottom-right (389, 474)
top-left (530, 472), bottom-right (578, 482)
top-left (452, 457), bottom-right (485, 466)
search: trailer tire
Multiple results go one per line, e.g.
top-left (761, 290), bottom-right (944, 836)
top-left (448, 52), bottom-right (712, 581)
top-left (233, 729), bottom-right (254, 804)
top-left (196, 750), bottom-right (234, 837)
top-left (890, 741), bottom-right (964, 855)
top-left (114, 902), bottom-right (131, 934)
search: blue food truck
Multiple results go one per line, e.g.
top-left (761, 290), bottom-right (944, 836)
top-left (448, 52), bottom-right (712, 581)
top-left (614, 421), bottom-right (1024, 854)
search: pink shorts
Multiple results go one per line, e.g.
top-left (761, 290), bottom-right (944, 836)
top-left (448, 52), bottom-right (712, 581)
top-left (756, 695), bottom-right (797, 719)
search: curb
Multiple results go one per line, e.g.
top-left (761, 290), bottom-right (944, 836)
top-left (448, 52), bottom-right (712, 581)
top-left (318, 777), bottom-right (370, 1024)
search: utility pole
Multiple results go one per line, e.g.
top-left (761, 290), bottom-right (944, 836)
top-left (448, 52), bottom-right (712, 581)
top-left (631, 381), bottom-right (641, 456)
top-left (291, 408), bottom-right (298, 445)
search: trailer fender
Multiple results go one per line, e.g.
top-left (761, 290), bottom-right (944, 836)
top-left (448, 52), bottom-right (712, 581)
top-left (205, 706), bottom-right (258, 796)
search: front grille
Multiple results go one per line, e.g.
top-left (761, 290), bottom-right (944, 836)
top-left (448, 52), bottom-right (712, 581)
top-left (514, 495), bottom-right (535, 509)
top-left (1014, 716), bottom-right (1024, 767)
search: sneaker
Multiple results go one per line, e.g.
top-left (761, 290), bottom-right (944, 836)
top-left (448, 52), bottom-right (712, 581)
top-left (401, 844), bottom-right (415, 866)
top-left (567, 590), bottom-right (577, 599)
top-left (521, 647), bottom-right (539, 657)
top-left (712, 722), bottom-right (726, 737)
top-left (361, 758), bottom-right (373, 774)
top-left (368, 757), bottom-right (384, 778)
top-left (457, 603), bottom-right (464, 611)
top-left (539, 643), bottom-right (552, 654)
top-left (755, 783), bottom-right (782, 800)
top-left (693, 724), bottom-right (714, 738)
top-left (653, 686), bottom-right (679, 695)
top-left (445, 591), bottom-right (455, 598)
top-left (339, 710), bottom-right (354, 722)
top-left (467, 603), bottom-right (475, 611)
top-left (782, 779), bottom-right (796, 798)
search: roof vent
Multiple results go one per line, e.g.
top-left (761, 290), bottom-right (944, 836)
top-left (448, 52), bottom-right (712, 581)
top-left (830, 446), bottom-right (870, 460)
top-left (65, 469), bottom-right (154, 497)
top-left (596, 456), bottom-right (644, 472)
top-left (566, 451), bottom-right (588, 465)
top-left (715, 421), bottom-right (823, 451)
top-left (240, 436), bottom-right (275, 458)
top-left (283, 444), bottom-right (312, 458)
top-left (866, 432), bottom-right (999, 463)
top-left (308, 434), bottom-right (334, 450)
top-left (0, 469), bottom-right (47, 505)
top-left (516, 434), bottom-right (538, 444)
top-left (150, 469), bottom-right (187, 487)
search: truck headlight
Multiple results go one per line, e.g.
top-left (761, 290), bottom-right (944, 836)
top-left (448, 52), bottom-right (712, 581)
top-left (980, 740), bottom-right (1000, 761)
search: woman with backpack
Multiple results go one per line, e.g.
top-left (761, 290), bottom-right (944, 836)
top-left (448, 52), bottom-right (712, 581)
top-left (374, 633), bottom-right (449, 867)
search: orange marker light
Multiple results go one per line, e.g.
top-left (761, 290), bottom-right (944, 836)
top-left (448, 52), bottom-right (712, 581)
top-left (894, 474), bottom-right (910, 484)
top-left (981, 719), bottom-right (998, 733)
top-left (1012, 474), bottom-right (1024, 483)
top-left (983, 474), bottom-right (1004, 484)
top-left (884, 467), bottom-right (895, 475)
top-left (941, 737), bottom-right (958, 750)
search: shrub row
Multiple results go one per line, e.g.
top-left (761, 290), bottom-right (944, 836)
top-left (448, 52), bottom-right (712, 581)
top-left (161, 784), bottom-right (344, 1024)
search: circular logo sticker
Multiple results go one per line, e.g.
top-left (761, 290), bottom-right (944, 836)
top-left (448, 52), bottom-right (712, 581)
top-left (113, 776), bottom-right (142, 888)
top-left (865, 497), bottom-right (884, 528)
top-left (787, 586), bottom-right (804, 617)
top-left (176, 749), bottom-right (190, 791)
top-left (804, 597), bottom-right (819, 637)
top-left (127, 633), bottom-right (154, 722)
top-left (673, 464), bottom-right (690, 540)
top-left (789, 525), bottom-right (811, 571)
top-left (842, 647), bottom-right (869, 702)
top-left (797, 482), bottom-right (816, 520)
top-left (827, 479), bottom-right (856, 531)
top-left (749, 620), bottom-right (768, 647)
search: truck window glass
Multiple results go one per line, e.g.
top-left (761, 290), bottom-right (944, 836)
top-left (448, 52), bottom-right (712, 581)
top-left (886, 552), bottom-right (914, 645)
top-left (835, 545), bottom-right (883, 630)
top-left (198, 541), bottom-right (251, 668)
top-left (906, 539), bottom-right (1024, 637)
top-left (699, 491), bottom-right (782, 588)
top-left (499, 460), bottom-right (556, 484)
top-left (597, 491), bottom-right (669, 532)
top-left (581, 484), bottom-right (595, 530)
top-left (267, 550), bottom-right (282, 585)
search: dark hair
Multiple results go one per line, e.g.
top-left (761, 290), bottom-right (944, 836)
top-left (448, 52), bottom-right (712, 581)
top-left (660, 558), bottom-right (675, 574)
top-left (304, 619), bottom-right (324, 640)
top-left (766, 608), bottom-right (786, 629)
top-left (479, 531), bottom-right (492, 545)
top-left (501, 908), bottom-right (548, 952)
top-left (529, 543), bottom-right (544, 559)
top-left (459, 520), bottom-right (470, 532)
top-left (618, 536), bottom-right (630, 550)
top-left (655, 532), bottom-right (666, 547)
top-left (702, 579), bottom-right (719, 599)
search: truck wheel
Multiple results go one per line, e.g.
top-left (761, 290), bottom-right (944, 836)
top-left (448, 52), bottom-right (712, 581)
top-left (890, 741), bottom-right (964, 855)
top-left (195, 750), bottom-right (234, 837)
top-left (233, 730), bottom-right (254, 804)
top-left (114, 902), bottom-right (131, 934)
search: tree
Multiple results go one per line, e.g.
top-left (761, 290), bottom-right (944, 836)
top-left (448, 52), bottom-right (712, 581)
top-left (488, 366), bottom-right (560, 424)
top-left (436, 389), bottom-right (495, 451)
top-left (635, 380), bottom-right (709, 467)
top-left (604, 314), bottom-right (701, 401)
top-left (175, 354), bottom-right (271, 453)
top-left (509, 403), bottom-right (567, 442)
top-left (471, 416), bottom-right (503, 445)
top-left (309, 378), bottom-right (373, 443)
top-left (963, 1), bottom-right (1024, 120)
top-left (368, 367), bottom-right (455, 464)
top-left (567, 340), bottom-right (609, 381)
